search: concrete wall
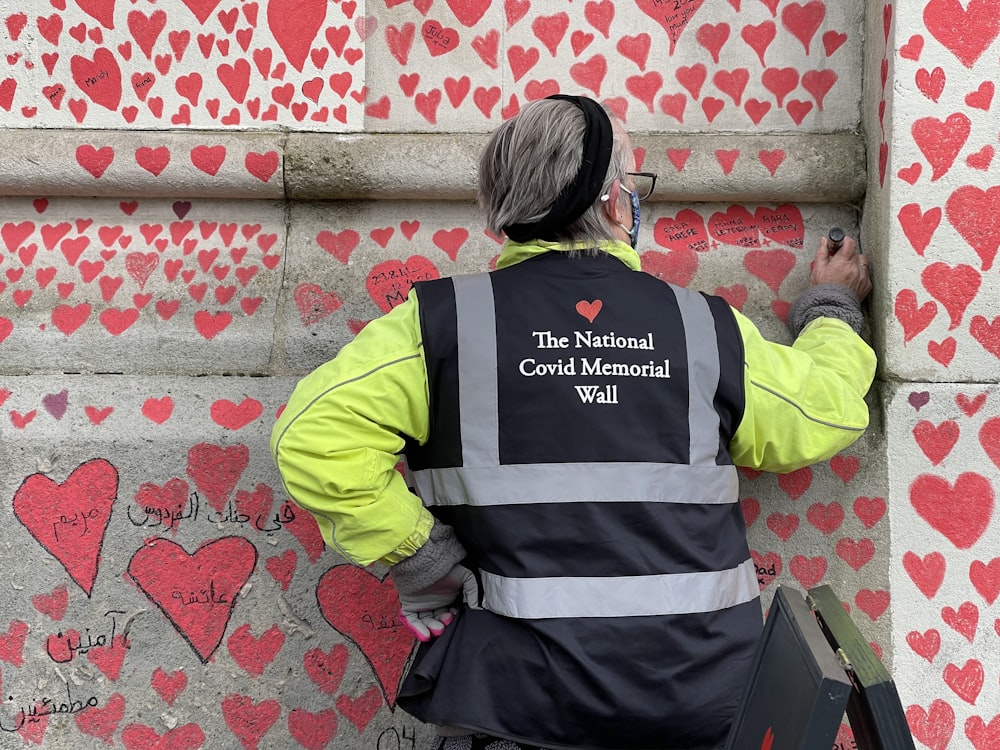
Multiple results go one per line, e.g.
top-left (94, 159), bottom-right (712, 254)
top-left (0, 0), bottom-right (995, 747)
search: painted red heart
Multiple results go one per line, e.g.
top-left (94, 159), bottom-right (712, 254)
top-left (634, 0), bottom-right (706, 55)
top-left (432, 228), bottom-right (469, 261)
top-left (654, 210), bottom-right (709, 253)
top-left (854, 588), bottom-right (889, 621)
top-left (316, 565), bottom-right (414, 706)
top-left (912, 420), bottom-right (959, 465)
top-left (965, 713), bottom-right (1000, 750)
top-left (76, 145), bottom-right (115, 179)
top-left (121, 722), bottom-right (205, 750)
top-left (193, 310), bottom-right (232, 340)
top-left (942, 601), bottom-right (979, 642)
top-left (70, 47), bottom-right (122, 111)
top-left (151, 667), bottom-right (187, 705)
top-left (575, 299), bottom-right (602, 324)
top-left (805, 502), bottom-right (844, 535)
top-left (210, 398), bottom-right (263, 431)
top-left (894, 289), bottom-right (937, 343)
top-left (75, 0), bottom-right (117, 29)
top-left (911, 113), bottom-right (970, 181)
top-left (969, 557), bottom-right (1000, 605)
top-left (13, 459), bottom-right (117, 596)
top-left (905, 628), bottom-right (940, 662)
top-left (755, 205), bottom-right (803, 248)
top-left (75, 692), bottom-right (125, 743)
top-left (268, 0), bottom-right (326, 71)
top-left (127, 536), bottom-right (257, 662)
top-left (923, 0), bottom-right (1000, 67)
top-left (335, 686), bottom-right (382, 733)
top-left (87, 634), bottom-right (130, 680)
top-left (765, 512), bottom-right (798, 541)
top-left (905, 700), bottom-right (954, 750)
top-left (244, 151), bottom-right (279, 182)
top-left (316, 229), bottom-right (359, 264)
top-left (945, 185), bottom-right (1000, 271)
top-left (639, 228), bottom-right (705, 277)
top-left (778, 466), bottom-right (812, 499)
top-left (221, 694), bottom-right (281, 750)
top-left (185, 442), bottom-right (249, 512)
top-left (304, 643), bottom-right (349, 694)
top-left (897, 204), bottom-right (941, 256)
top-left (919, 262), bottom-right (980, 330)
top-left (781, 0), bottom-right (825, 54)
top-left (957, 392), bottom-right (988, 417)
top-left (0, 620), bottom-right (29, 667)
top-left (743, 248), bottom-right (795, 296)
top-left (288, 708), bottom-right (338, 750)
top-left (751, 550), bottom-right (781, 588)
top-left (980, 416), bottom-right (1000, 471)
top-left (910, 472), bottom-right (993, 549)
top-left (31, 584), bottom-right (69, 621)
top-left (835, 537), bottom-right (874, 571)
top-left (226, 623), bottom-right (285, 676)
top-left (788, 554), bottom-right (827, 589)
top-left (366, 256), bottom-right (441, 313)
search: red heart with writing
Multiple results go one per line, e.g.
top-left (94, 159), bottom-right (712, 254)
top-left (304, 643), bottom-right (349, 695)
top-left (366, 256), bottom-right (441, 313)
top-left (127, 536), bottom-right (257, 663)
top-left (70, 47), bottom-right (122, 111)
top-left (654, 210), bottom-right (709, 253)
top-left (634, 0), bottom-right (706, 55)
top-left (316, 565), bottom-right (415, 706)
top-left (910, 472), bottom-right (993, 549)
top-left (13, 459), bottom-right (117, 596)
top-left (755, 205), bottom-right (803, 248)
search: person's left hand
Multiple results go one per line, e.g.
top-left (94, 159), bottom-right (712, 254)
top-left (398, 564), bottom-right (480, 642)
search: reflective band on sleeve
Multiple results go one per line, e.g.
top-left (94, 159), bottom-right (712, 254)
top-left (411, 461), bottom-right (739, 506)
top-left (674, 287), bottom-right (722, 466)
top-left (481, 559), bottom-right (759, 618)
top-left (452, 274), bottom-right (500, 467)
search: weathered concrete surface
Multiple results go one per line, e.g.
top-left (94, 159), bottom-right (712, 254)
top-left (0, 374), bottom-right (435, 749)
top-left (287, 132), bottom-right (868, 203)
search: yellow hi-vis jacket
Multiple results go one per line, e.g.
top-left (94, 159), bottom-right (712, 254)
top-left (270, 239), bottom-right (877, 567)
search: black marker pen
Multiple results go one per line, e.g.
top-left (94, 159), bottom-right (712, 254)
top-left (827, 227), bottom-right (845, 254)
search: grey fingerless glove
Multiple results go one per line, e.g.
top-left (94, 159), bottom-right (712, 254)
top-left (390, 522), bottom-right (466, 595)
top-left (787, 283), bottom-right (864, 338)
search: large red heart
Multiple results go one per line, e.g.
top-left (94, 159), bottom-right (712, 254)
top-left (919, 262), bottom-right (980, 330)
top-left (13, 459), bottom-right (118, 596)
top-left (634, 0), bottom-right (706, 55)
top-left (70, 47), bottom-right (123, 111)
top-left (127, 536), bottom-right (257, 662)
top-left (316, 565), bottom-right (415, 706)
top-left (910, 473), bottom-right (993, 549)
top-left (268, 0), bottom-right (326, 71)
top-left (923, 0), bottom-right (1000, 68)
top-left (904, 700), bottom-right (954, 750)
top-left (945, 185), bottom-right (1000, 271)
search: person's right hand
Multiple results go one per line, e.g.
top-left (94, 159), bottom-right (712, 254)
top-left (809, 235), bottom-right (872, 302)
top-left (398, 564), bottom-right (481, 642)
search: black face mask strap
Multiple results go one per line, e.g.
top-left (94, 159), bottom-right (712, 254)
top-left (503, 95), bottom-right (614, 242)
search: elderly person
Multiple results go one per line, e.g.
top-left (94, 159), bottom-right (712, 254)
top-left (271, 95), bottom-right (874, 750)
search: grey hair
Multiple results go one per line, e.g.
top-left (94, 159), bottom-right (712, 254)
top-left (477, 98), bottom-right (632, 252)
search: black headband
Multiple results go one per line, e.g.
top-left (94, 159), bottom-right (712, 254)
top-left (503, 95), bottom-right (614, 243)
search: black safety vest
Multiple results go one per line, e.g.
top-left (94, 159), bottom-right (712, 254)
top-left (399, 252), bottom-right (759, 750)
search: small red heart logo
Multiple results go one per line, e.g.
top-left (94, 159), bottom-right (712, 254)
top-left (575, 299), bottom-right (603, 323)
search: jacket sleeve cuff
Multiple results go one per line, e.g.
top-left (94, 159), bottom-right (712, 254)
top-left (389, 522), bottom-right (466, 595)
top-left (787, 283), bottom-right (863, 338)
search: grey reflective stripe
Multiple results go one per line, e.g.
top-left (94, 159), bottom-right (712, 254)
top-left (452, 274), bottom-right (499, 467)
top-left (481, 559), bottom-right (759, 619)
top-left (674, 287), bottom-right (722, 465)
top-left (411, 461), bottom-right (739, 506)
